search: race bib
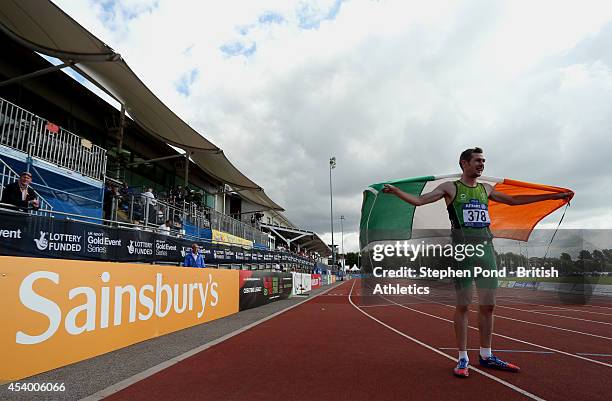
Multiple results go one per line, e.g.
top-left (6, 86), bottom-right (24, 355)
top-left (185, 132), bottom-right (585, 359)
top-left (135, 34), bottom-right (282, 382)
top-left (462, 199), bottom-right (490, 228)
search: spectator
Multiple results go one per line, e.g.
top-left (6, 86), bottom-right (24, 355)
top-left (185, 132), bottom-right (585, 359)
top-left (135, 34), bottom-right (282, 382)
top-left (141, 187), bottom-right (156, 206)
top-left (183, 243), bottom-right (205, 268)
top-left (141, 188), bottom-right (157, 224)
top-left (171, 185), bottom-right (184, 204)
top-left (132, 201), bottom-right (143, 222)
top-left (1, 171), bottom-right (39, 211)
top-left (158, 219), bottom-right (171, 236)
top-left (103, 183), bottom-right (112, 218)
top-left (184, 186), bottom-right (194, 202)
top-left (103, 184), bottom-right (119, 224)
top-left (119, 182), bottom-right (132, 211)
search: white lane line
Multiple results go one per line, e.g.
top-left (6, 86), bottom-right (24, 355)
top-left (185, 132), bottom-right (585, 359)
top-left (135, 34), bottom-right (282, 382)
top-left (348, 281), bottom-right (546, 401)
top-left (576, 353), bottom-right (612, 357)
top-left (583, 304), bottom-right (612, 311)
top-left (494, 305), bottom-right (612, 326)
top-left (503, 301), bottom-right (612, 316)
top-left (359, 302), bottom-right (425, 308)
top-left (438, 348), bottom-right (554, 354)
top-left (475, 310), bottom-right (612, 340)
top-left (376, 293), bottom-right (612, 368)
top-left (393, 291), bottom-right (612, 340)
top-left (80, 282), bottom-right (346, 401)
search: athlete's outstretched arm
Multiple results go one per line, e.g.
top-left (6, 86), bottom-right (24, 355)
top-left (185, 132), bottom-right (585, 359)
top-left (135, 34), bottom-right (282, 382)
top-left (382, 183), bottom-right (447, 206)
top-left (489, 189), bottom-right (573, 206)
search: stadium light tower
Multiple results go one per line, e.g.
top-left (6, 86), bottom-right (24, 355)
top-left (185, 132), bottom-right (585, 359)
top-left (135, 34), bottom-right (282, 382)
top-left (340, 215), bottom-right (345, 270)
top-left (329, 156), bottom-right (336, 269)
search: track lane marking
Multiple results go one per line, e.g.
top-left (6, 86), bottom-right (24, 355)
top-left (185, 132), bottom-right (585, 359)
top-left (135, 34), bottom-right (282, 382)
top-left (502, 301), bottom-right (612, 316)
top-left (438, 348), bottom-right (554, 354)
top-left (359, 302), bottom-right (425, 308)
top-left (381, 287), bottom-right (612, 338)
top-left (420, 298), bottom-right (612, 340)
top-left (583, 304), bottom-right (612, 311)
top-left (348, 281), bottom-right (546, 401)
top-left (480, 309), bottom-right (612, 337)
top-left (80, 281), bottom-right (346, 401)
top-left (373, 291), bottom-right (612, 369)
top-left (494, 305), bottom-right (612, 325)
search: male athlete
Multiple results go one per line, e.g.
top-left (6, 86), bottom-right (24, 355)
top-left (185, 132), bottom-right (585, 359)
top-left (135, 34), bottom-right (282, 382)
top-left (382, 147), bottom-right (573, 377)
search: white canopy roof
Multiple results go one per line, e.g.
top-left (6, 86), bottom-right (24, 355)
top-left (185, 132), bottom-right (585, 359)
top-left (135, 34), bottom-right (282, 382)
top-left (0, 0), bottom-right (283, 210)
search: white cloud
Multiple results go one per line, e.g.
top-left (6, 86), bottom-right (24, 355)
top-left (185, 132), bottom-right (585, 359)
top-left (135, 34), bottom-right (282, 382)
top-left (53, 0), bottom-right (612, 251)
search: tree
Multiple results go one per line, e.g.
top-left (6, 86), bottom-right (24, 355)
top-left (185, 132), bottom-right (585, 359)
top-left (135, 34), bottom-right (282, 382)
top-left (345, 252), bottom-right (359, 267)
top-left (559, 253), bottom-right (574, 274)
top-left (592, 250), bottom-right (605, 271)
top-left (602, 249), bottom-right (612, 263)
top-left (578, 250), bottom-right (592, 260)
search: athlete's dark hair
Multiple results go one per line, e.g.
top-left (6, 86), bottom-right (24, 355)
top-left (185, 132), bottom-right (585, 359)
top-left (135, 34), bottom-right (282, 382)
top-left (459, 147), bottom-right (483, 171)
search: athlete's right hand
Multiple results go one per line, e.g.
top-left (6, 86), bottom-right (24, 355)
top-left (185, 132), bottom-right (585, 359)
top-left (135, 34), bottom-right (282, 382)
top-left (382, 184), bottom-right (397, 194)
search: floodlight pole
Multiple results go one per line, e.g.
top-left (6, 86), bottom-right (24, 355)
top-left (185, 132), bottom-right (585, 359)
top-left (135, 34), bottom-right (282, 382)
top-left (329, 156), bottom-right (336, 269)
top-left (340, 215), bottom-right (345, 270)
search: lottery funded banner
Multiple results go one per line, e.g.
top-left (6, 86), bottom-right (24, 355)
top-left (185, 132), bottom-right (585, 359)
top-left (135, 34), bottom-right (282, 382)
top-left (0, 256), bottom-right (239, 381)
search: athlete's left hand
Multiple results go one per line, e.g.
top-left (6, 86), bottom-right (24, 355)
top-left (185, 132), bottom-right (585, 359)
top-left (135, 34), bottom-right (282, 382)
top-left (556, 191), bottom-right (574, 202)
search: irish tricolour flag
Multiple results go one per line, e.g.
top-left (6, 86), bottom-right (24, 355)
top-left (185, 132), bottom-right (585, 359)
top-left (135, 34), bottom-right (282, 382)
top-left (360, 174), bottom-right (571, 250)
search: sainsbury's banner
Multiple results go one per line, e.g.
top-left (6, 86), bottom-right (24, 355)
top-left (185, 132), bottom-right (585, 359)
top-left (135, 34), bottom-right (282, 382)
top-left (311, 274), bottom-right (322, 289)
top-left (0, 256), bottom-right (239, 381)
top-left (0, 210), bottom-right (315, 268)
top-left (238, 271), bottom-right (292, 311)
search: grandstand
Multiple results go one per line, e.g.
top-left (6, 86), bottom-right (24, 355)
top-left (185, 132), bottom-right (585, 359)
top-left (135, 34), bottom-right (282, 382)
top-left (0, 6), bottom-right (330, 270)
top-left (0, 1), bottom-right (341, 386)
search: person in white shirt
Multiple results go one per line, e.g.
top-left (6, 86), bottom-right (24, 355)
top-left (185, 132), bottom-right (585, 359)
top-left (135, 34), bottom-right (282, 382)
top-left (141, 188), bottom-right (156, 205)
top-left (158, 219), bottom-right (171, 235)
top-left (141, 188), bottom-right (157, 224)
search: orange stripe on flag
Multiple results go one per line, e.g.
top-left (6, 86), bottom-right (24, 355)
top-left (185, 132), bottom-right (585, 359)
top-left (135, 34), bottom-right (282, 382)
top-left (489, 179), bottom-right (571, 241)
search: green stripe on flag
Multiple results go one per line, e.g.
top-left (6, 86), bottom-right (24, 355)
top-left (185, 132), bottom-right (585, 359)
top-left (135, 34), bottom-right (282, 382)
top-left (360, 176), bottom-right (433, 249)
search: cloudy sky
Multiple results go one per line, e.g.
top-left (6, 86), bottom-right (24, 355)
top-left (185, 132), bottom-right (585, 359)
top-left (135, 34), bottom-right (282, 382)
top-left (54, 0), bottom-right (612, 252)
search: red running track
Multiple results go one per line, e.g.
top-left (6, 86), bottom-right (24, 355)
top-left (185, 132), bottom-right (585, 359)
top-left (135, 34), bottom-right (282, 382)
top-left (105, 280), bottom-right (612, 401)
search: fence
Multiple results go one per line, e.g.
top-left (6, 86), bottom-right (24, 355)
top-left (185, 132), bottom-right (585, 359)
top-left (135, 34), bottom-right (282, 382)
top-left (0, 96), bottom-right (107, 180)
top-left (114, 193), bottom-right (269, 246)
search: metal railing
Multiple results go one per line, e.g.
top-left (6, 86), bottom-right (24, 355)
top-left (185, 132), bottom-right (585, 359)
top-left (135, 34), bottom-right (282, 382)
top-left (110, 192), bottom-right (268, 246)
top-left (208, 207), bottom-right (269, 245)
top-left (0, 96), bottom-right (107, 180)
top-left (0, 158), bottom-right (53, 216)
top-left (0, 205), bottom-right (320, 272)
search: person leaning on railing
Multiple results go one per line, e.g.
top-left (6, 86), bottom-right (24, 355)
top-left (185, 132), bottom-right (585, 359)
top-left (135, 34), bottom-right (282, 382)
top-left (1, 171), bottom-right (40, 211)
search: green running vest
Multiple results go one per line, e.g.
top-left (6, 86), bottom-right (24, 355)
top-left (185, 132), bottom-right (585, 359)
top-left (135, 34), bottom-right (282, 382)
top-left (447, 180), bottom-right (492, 241)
